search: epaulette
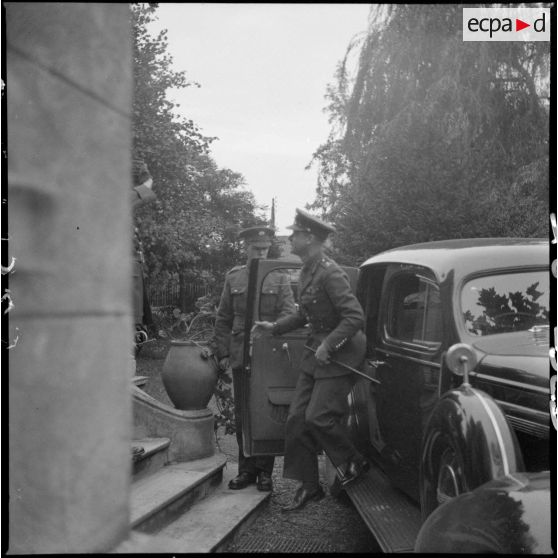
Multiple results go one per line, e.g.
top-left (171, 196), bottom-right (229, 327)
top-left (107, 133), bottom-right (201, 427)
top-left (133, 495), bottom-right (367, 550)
top-left (319, 257), bottom-right (333, 269)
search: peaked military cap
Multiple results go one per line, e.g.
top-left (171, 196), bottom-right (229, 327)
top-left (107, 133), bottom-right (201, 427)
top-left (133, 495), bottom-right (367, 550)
top-left (238, 226), bottom-right (275, 247)
top-left (286, 208), bottom-right (335, 240)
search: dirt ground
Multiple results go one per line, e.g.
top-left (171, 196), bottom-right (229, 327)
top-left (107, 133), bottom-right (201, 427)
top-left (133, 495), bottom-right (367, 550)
top-left (135, 342), bottom-right (380, 553)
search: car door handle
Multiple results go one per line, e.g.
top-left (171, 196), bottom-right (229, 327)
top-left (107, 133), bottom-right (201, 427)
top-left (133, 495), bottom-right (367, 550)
top-left (281, 342), bottom-right (292, 366)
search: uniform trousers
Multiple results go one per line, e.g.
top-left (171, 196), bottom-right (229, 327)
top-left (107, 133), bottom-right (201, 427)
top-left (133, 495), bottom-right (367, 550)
top-left (232, 368), bottom-right (274, 476)
top-left (283, 366), bottom-right (359, 484)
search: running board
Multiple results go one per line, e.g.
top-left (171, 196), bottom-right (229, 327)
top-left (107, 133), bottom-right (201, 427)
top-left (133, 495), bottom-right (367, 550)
top-left (344, 463), bottom-right (422, 553)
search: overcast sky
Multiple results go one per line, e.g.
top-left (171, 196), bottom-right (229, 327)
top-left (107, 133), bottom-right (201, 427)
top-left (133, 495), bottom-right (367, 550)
top-left (148, 3), bottom-right (371, 234)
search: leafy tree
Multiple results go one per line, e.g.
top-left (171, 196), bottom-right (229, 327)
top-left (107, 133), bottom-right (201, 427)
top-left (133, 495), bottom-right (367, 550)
top-left (131, 4), bottom-right (268, 306)
top-left (310, 5), bottom-right (549, 265)
top-left (131, 4), bottom-right (212, 179)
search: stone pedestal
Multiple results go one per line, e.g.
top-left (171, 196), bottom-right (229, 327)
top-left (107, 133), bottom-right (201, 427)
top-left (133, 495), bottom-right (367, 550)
top-left (133, 386), bottom-right (215, 462)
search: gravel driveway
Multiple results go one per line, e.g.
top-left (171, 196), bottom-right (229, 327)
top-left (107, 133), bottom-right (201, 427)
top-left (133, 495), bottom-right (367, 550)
top-left (216, 429), bottom-right (380, 553)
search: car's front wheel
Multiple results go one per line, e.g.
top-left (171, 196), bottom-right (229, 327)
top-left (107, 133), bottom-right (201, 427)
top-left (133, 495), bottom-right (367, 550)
top-left (420, 386), bottom-right (524, 521)
top-left (421, 432), bottom-right (466, 516)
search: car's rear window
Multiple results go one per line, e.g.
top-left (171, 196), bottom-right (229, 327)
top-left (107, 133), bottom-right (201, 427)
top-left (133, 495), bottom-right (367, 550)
top-left (461, 270), bottom-right (549, 336)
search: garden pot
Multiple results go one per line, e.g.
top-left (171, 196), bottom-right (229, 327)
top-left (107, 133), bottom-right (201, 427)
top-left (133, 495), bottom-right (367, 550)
top-left (161, 340), bottom-right (218, 410)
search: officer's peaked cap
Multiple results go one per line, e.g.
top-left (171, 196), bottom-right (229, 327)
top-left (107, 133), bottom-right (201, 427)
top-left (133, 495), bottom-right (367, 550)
top-left (238, 226), bottom-right (275, 247)
top-left (286, 208), bottom-right (335, 240)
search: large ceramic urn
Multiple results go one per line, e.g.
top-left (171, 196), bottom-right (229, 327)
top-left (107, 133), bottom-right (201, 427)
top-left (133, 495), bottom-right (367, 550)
top-left (161, 340), bottom-right (218, 410)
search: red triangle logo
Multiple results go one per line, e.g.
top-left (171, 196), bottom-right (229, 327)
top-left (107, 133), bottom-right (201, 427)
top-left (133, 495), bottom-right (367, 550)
top-left (516, 18), bottom-right (530, 31)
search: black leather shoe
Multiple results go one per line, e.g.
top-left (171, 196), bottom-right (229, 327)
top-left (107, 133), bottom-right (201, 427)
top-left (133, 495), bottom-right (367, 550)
top-left (257, 471), bottom-right (273, 492)
top-left (228, 472), bottom-right (257, 490)
top-left (281, 485), bottom-right (325, 512)
top-left (341, 458), bottom-right (370, 487)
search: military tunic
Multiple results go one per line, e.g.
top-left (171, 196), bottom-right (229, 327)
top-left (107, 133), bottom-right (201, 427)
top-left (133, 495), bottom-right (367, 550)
top-left (132, 183), bottom-right (156, 325)
top-left (273, 251), bottom-right (366, 484)
top-left (214, 264), bottom-right (296, 475)
top-left (215, 265), bottom-right (295, 368)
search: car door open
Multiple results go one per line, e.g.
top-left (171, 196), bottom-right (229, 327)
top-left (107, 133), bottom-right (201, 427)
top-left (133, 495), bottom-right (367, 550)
top-left (241, 258), bottom-right (358, 457)
top-left (241, 259), bottom-right (304, 456)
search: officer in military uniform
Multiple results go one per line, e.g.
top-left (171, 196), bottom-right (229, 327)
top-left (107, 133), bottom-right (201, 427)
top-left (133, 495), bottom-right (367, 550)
top-left (214, 226), bottom-right (296, 491)
top-left (255, 209), bottom-right (368, 511)
top-left (131, 157), bottom-right (156, 460)
top-left (132, 157), bottom-right (156, 349)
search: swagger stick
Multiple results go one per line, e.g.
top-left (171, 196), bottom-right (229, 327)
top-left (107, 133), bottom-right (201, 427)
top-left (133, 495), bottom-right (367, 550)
top-left (304, 345), bottom-right (381, 385)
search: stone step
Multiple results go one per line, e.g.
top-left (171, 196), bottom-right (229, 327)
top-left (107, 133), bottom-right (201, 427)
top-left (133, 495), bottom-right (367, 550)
top-left (132, 437), bottom-right (170, 482)
top-left (146, 466), bottom-right (271, 553)
top-left (131, 453), bottom-right (227, 533)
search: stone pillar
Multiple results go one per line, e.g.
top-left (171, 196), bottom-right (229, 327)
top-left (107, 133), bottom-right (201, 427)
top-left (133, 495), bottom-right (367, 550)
top-left (7, 3), bottom-right (133, 553)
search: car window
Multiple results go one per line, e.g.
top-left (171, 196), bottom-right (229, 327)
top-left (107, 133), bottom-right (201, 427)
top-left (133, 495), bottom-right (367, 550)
top-left (461, 270), bottom-right (549, 336)
top-left (357, 265), bottom-right (388, 349)
top-left (386, 273), bottom-right (442, 348)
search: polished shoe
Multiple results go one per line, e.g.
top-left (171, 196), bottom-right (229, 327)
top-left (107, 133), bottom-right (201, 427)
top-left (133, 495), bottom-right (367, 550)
top-left (281, 485), bottom-right (325, 512)
top-left (228, 472), bottom-right (257, 490)
top-left (340, 458), bottom-right (370, 487)
top-left (256, 471), bottom-right (273, 492)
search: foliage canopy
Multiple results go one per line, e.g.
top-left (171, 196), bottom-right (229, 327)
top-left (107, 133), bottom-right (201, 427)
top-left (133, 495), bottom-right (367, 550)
top-left (131, 4), bottom-right (269, 303)
top-left (310, 5), bottom-right (549, 265)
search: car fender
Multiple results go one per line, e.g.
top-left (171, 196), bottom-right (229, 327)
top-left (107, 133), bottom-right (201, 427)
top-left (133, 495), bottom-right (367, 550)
top-left (420, 385), bottom-right (524, 520)
top-left (415, 471), bottom-right (552, 553)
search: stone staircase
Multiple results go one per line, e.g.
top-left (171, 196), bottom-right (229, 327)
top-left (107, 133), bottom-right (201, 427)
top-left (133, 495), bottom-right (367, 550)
top-left (112, 400), bottom-right (271, 552)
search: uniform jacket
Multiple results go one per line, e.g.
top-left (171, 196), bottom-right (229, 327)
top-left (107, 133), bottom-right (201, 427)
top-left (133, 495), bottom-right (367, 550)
top-left (132, 184), bottom-right (156, 323)
top-left (132, 184), bottom-right (157, 262)
top-left (274, 252), bottom-right (365, 378)
top-left (215, 265), bottom-right (296, 369)
top-left (132, 183), bottom-right (156, 210)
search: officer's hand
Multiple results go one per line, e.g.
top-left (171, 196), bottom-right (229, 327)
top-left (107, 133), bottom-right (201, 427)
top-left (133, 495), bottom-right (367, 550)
top-left (218, 357), bottom-right (230, 371)
top-left (315, 343), bottom-right (331, 365)
top-left (253, 321), bottom-right (274, 331)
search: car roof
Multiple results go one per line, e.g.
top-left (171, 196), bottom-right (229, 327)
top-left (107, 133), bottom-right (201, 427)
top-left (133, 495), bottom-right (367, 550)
top-left (360, 238), bottom-right (548, 282)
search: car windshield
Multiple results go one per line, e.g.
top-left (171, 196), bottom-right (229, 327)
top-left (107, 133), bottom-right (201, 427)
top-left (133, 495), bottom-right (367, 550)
top-left (461, 270), bottom-right (549, 336)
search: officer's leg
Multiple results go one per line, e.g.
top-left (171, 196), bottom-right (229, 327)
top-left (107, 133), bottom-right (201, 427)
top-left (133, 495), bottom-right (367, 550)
top-left (306, 375), bottom-right (364, 469)
top-left (283, 368), bottom-right (320, 485)
top-left (232, 368), bottom-right (257, 477)
top-left (132, 260), bottom-right (144, 325)
top-left (255, 454), bottom-right (275, 474)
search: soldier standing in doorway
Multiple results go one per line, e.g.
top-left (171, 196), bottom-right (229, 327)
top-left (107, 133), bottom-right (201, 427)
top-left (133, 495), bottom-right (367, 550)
top-left (255, 209), bottom-right (368, 510)
top-left (131, 157), bottom-right (156, 461)
top-left (131, 157), bottom-right (156, 352)
top-left (214, 226), bottom-right (296, 492)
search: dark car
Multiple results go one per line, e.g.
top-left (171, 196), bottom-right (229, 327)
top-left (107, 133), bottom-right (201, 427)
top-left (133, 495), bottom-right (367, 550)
top-left (239, 238), bottom-right (552, 553)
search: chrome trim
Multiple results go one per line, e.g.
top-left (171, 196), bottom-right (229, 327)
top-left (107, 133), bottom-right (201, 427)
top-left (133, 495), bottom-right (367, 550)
top-left (377, 348), bottom-right (441, 368)
top-left (496, 400), bottom-right (549, 421)
top-left (471, 388), bottom-right (510, 475)
top-left (383, 330), bottom-right (442, 355)
top-left (506, 415), bottom-right (548, 438)
top-left (469, 372), bottom-right (549, 395)
top-left (497, 401), bottom-right (550, 438)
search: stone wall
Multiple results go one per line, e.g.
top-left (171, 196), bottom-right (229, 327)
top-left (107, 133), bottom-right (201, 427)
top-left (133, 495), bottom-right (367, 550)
top-left (7, 3), bottom-right (134, 553)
